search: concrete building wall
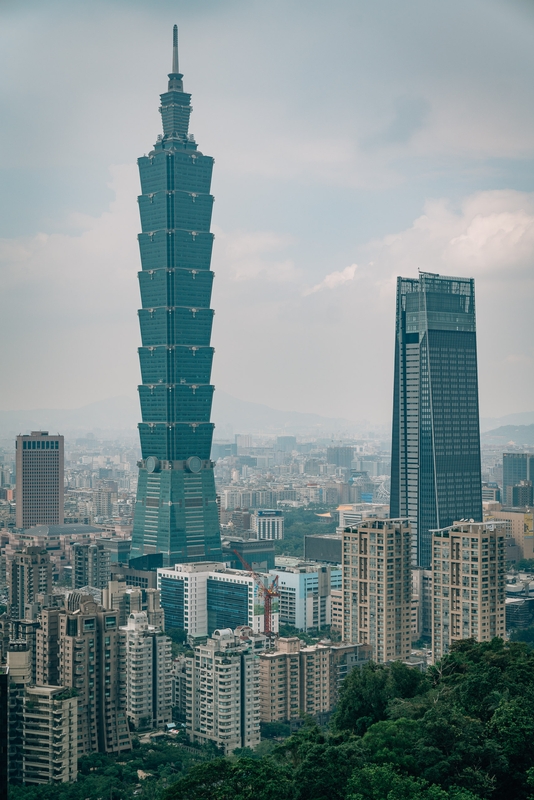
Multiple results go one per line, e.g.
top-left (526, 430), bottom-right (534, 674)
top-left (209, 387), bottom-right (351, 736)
top-left (16, 432), bottom-right (64, 529)
top-left (58, 598), bottom-right (131, 756)
top-left (432, 521), bottom-right (506, 663)
top-left (186, 627), bottom-right (264, 753)
top-left (342, 519), bottom-right (412, 663)
top-left (22, 686), bottom-right (77, 785)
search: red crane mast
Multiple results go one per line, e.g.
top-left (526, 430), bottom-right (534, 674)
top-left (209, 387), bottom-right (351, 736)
top-left (232, 549), bottom-right (280, 637)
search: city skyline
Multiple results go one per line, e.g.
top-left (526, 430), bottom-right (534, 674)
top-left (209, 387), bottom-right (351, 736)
top-left (0, 1), bottom-right (533, 426)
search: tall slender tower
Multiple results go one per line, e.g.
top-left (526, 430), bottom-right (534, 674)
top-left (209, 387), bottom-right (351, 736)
top-left (131, 27), bottom-right (222, 566)
top-left (390, 272), bottom-right (483, 568)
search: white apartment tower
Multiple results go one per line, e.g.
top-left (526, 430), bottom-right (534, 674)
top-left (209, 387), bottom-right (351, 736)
top-left (186, 626), bottom-right (264, 753)
top-left (342, 518), bottom-right (412, 663)
top-left (431, 521), bottom-right (506, 663)
top-left (121, 612), bottom-right (172, 730)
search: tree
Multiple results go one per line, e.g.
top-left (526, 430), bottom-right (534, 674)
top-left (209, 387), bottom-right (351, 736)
top-left (164, 757), bottom-right (294, 800)
top-left (332, 661), bottom-right (429, 736)
top-left (346, 764), bottom-right (481, 800)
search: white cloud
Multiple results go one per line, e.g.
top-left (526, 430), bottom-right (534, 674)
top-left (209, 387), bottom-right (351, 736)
top-left (213, 227), bottom-right (300, 284)
top-left (365, 190), bottom-right (534, 281)
top-left (0, 165), bottom-right (140, 409)
top-left (304, 263), bottom-right (358, 295)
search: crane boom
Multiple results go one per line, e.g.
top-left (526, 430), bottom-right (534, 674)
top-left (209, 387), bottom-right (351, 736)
top-left (232, 549), bottom-right (280, 637)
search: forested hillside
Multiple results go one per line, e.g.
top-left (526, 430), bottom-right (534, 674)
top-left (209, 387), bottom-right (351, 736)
top-left (11, 639), bottom-right (534, 800)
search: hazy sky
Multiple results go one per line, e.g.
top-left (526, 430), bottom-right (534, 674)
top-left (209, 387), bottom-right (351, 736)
top-left (0, 0), bottom-right (533, 424)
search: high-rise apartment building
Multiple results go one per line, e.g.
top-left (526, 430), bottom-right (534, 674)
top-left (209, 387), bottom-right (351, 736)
top-left (431, 521), bottom-right (506, 663)
top-left (35, 607), bottom-right (61, 686)
top-left (186, 627), bottom-right (264, 753)
top-left (16, 432), bottom-right (64, 529)
top-left (73, 542), bottom-right (111, 590)
top-left (390, 273), bottom-right (483, 567)
top-left (7, 547), bottom-right (53, 619)
top-left (22, 685), bottom-right (78, 784)
top-left (131, 27), bottom-right (221, 566)
top-left (102, 580), bottom-right (165, 629)
top-left (503, 452), bottom-right (534, 507)
top-left (121, 612), bottom-right (172, 730)
top-left (342, 519), bottom-right (412, 663)
top-left (259, 637), bottom-right (371, 724)
top-left (6, 641), bottom-right (32, 784)
top-left (58, 597), bottom-right (131, 755)
top-left (259, 637), bottom-right (301, 723)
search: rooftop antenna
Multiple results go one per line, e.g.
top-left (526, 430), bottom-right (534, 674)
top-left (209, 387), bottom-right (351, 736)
top-left (172, 24), bottom-right (179, 74)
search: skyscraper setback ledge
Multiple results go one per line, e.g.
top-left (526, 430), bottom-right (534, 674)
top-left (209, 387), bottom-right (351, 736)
top-left (131, 26), bottom-right (222, 566)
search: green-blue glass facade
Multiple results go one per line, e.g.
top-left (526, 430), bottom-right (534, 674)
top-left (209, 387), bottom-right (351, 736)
top-left (159, 575), bottom-right (185, 629)
top-left (390, 273), bottom-right (483, 568)
top-left (206, 578), bottom-right (249, 634)
top-left (131, 28), bottom-right (222, 566)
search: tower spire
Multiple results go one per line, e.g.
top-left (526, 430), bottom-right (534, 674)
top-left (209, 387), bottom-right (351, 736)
top-left (172, 24), bottom-right (179, 74)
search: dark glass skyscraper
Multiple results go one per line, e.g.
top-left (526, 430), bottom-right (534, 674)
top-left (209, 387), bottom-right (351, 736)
top-left (502, 452), bottom-right (534, 506)
top-left (390, 273), bottom-right (483, 567)
top-left (131, 27), bottom-right (222, 566)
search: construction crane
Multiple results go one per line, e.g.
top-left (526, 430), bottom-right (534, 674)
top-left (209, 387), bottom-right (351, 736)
top-left (232, 549), bottom-right (280, 638)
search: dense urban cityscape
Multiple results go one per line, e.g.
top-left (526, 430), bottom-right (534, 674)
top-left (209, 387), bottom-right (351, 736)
top-left (1, 7), bottom-right (534, 800)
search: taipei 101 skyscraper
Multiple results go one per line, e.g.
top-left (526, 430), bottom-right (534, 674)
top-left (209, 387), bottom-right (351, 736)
top-left (131, 26), bottom-right (222, 565)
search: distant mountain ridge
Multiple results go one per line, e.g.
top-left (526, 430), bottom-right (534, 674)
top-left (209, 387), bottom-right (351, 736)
top-left (0, 395), bottom-right (530, 443)
top-left (0, 393), bottom-right (381, 440)
top-left (480, 412), bottom-right (534, 432)
top-left (481, 424), bottom-right (534, 446)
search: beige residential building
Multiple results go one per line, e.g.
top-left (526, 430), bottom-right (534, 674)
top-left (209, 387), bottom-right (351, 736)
top-left (259, 637), bottom-right (301, 723)
top-left (35, 607), bottom-right (61, 686)
top-left (58, 596), bottom-right (131, 755)
top-left (16, 431), bottom-right (64, 528)
top-left (186, 626), bottom-right (265, 754)
top-left (342, 519), bottom-right (412, 663)
top-left (259, 637), bottom-right (371, 723)
top-left (102, 580), bottom-right (164, 629)
top-left (7, 641), bottom-right (32, 784)
top-left (484, 508), bottom-right (534, 560)
top-left (22, 685), bottom-right (77, 784)
top-left (300, 640), bottom-right (367, 718)
top-left (431, 521), bottom-right (506, 663)
top-left (330, 588), bottom-right (343, 633)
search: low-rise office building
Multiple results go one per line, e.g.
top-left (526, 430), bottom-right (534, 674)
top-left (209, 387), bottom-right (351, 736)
top-left (158, 563), bottom-right (277, 638)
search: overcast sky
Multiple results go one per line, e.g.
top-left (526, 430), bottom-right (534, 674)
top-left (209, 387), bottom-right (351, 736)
top-left (0, 0), bottom-right (533, 425)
